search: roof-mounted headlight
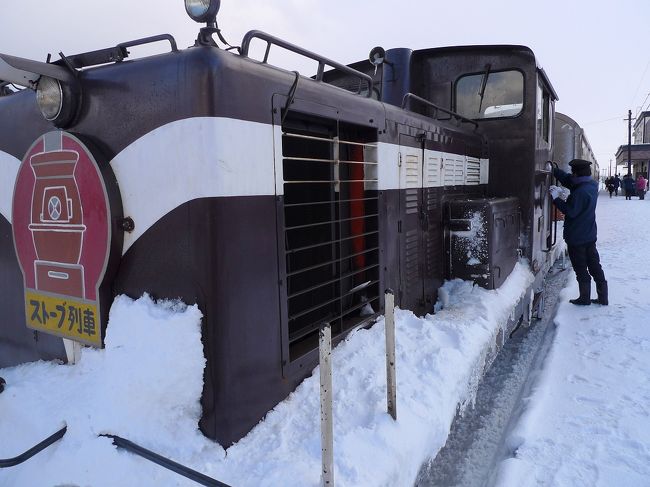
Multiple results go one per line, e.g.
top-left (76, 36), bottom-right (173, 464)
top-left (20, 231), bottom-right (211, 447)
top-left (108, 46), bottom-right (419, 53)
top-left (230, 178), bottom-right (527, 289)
top-left (185, 0), bottom-right (221, 25)
top-left (36, 75), bottom-right (80, 128)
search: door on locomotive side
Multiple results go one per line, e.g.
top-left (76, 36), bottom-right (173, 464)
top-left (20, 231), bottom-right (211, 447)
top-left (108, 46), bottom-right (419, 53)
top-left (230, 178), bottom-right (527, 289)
top-left (396, 130), bottom-right (455, 313)
top-left (397, 131), bottom-right (425, 312)
top-left (533, 75), bottom-right (557, 258)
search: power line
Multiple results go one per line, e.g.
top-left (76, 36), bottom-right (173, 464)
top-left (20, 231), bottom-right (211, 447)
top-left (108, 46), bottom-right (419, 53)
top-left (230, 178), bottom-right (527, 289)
top-left (582, 116), bottom-right (624, 125)
top-left (635, 90), bottom-right (650, 117)
top-left (630, 59), bottom-right (650, 109)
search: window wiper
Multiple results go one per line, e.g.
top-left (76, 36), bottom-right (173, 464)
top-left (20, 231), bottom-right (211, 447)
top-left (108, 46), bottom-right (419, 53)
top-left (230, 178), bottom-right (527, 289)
top-left (477, 63), bottom-right (492, 115)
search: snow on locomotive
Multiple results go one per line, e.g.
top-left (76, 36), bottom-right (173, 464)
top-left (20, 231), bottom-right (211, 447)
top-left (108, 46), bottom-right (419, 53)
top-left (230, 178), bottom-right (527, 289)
top-left (0, 1), bottom-right (558, 446)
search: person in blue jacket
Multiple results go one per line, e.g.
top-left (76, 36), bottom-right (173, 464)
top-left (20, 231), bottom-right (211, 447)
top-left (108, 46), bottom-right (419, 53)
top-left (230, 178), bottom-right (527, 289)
top-left (622, 173), bottom-right (635, 200)
top-left (549, 159), bottom-right (608, 305)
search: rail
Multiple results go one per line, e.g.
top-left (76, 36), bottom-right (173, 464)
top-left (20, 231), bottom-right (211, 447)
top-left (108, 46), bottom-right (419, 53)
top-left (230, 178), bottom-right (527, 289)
top-left (58, 34), bottom-right (178, 70)
top-left (240, 30), bottom-right (373, 97)
top-left (0, 424), bottom-right (67, 468)
top-left (401, 93), bottom-right (479, 128)
top-left (100, 434), bottom-right (230, 487)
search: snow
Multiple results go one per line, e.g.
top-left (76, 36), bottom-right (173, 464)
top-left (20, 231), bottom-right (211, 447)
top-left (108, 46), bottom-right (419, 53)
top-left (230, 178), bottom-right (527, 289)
top-left (494, 194), bottom-right (650, 487)
top-left (1, 192), bottom-right (648, 487)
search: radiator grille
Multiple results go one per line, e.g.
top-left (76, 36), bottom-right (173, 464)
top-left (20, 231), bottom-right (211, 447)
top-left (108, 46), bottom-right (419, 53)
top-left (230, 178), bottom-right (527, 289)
top-left (281, 127), bottom-right (380, 361)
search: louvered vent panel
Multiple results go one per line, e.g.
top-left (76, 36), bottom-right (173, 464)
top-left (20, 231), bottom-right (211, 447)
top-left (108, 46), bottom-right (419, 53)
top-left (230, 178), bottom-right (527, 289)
top-left (465, 157), bottom-right (481, 185)
top-left (405, 188), bottom-right (419, 215)
top-left (405, 154), bottom-right (420, 188)
top-left (404, 229), bottom-right (420, 294)
top-left (425, 153), bottom-right (442, 187)
top-left (443, 156), bottom-right (465, 186)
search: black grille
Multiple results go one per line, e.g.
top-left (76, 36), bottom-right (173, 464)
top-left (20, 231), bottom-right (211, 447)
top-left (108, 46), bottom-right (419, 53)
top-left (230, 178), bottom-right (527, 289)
top-left (280, 122), bottom-right (380, 361)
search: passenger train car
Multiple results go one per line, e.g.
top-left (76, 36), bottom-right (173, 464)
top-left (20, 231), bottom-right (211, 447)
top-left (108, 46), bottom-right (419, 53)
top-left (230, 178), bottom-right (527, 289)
top-left (553, 112), bottom-right (599, 178)
top-left (0, 1), bottom-right (560, 446)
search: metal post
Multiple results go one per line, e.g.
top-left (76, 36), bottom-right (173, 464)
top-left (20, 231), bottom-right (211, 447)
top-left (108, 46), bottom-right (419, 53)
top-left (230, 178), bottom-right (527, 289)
top-left (384, 290), bottom-right (397, 420)
top-left (319, 323), bottom-right (334, 487)
top-left (627, 109), bottom-right (633, 176)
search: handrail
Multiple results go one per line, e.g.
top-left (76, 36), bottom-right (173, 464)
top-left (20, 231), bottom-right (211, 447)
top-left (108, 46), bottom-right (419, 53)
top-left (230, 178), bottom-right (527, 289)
top-left (549, 161), bottom-right (558, 249)
top-left (55, 34), bottom-right (178, 71)
top-left (542, 161), bottom-right (558, 253)
top-left (401, 93), bottom-right (479, 128)
top-left (117, 34), bottom-right (178, 54)
top-left (0, 424), bottom-right (67, 468)
top-left (240, 30), bottom-right (373, 97)
top-left (101, 434), bottom-right (231, 487)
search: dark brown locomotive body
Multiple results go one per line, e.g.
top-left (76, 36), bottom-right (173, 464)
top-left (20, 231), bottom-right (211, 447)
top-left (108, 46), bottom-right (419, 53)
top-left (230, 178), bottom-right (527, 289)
top-left (0, 31), bottom-right (557, 446)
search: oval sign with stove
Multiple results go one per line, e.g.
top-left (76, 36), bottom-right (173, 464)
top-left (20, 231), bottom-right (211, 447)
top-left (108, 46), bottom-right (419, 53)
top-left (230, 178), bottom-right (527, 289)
top-left (12, 131), bottom-right (112, 346)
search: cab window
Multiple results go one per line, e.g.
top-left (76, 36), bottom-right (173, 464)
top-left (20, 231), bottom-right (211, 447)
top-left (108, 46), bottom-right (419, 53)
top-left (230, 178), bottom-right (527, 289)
top-left (455, 70), bottom-right (524, 120)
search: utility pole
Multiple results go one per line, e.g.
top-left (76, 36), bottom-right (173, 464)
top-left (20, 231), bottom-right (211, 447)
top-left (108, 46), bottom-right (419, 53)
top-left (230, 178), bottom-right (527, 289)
top-left (626, 109), bottom-right (633, 176)
top-left (609, 158), bottom-right (612, 177)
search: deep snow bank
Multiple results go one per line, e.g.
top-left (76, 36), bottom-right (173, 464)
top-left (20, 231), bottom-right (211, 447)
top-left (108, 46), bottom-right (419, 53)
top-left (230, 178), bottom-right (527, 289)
top-left (1, 262), bottom-right (534, 486)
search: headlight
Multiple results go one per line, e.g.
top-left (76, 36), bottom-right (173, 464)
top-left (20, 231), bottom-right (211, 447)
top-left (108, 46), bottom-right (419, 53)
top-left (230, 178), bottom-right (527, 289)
top-left (36, 76), bottom-right (63, 121)
top-left (35, 75), bottom-right (80, 128)
top-left (185, 0), bottom-right (220, 24)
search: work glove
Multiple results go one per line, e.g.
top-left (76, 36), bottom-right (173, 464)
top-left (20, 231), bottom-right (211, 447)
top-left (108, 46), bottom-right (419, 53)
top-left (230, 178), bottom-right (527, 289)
top-left (549, 185), bottom-right (561, 200)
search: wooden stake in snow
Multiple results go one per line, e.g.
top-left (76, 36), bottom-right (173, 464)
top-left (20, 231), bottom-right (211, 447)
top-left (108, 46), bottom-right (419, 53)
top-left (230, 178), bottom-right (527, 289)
top-left (63, 338), bottom-right (82, 365)
top-left (385, 290), bottom-right (397, 420)
top-left (319, 323), bottom-right (334, 486)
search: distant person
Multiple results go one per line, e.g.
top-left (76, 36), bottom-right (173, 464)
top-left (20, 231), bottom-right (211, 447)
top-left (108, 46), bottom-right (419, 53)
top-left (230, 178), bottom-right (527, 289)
top-left (636, 174), bottom-right (647, 200)
top-left (623, 173), bottom-right (635, 200)
top-left (549, 159), bottom-right (607, 306)
top-left (613, 174), bottom-right (621, 196)
top-left (605, 176), bottom-right (615, 198)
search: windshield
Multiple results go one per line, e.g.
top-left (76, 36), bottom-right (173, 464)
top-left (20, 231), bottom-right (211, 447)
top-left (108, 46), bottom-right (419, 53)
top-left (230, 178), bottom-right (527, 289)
top-left (455, 70), bottom-right (524, 120)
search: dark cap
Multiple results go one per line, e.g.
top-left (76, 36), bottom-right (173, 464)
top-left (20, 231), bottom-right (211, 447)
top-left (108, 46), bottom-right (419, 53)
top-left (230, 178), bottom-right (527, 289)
top-left (568, 158), bottom-right (592, 169)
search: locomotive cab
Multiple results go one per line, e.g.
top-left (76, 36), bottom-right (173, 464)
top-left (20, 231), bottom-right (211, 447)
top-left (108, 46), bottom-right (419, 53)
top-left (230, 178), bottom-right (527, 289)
top-left (326, 44), bottom-right (559, 285)
top-left (380, 46), bottom-right (559, 276)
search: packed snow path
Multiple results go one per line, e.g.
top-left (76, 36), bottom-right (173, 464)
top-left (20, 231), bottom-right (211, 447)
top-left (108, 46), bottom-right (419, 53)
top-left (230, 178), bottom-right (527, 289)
top-left (493, 193), bottom-right (650, 486)
top-left (418, 193), bottom-right (650, 487)
top-left (415, 259), bottom-right (569, 487)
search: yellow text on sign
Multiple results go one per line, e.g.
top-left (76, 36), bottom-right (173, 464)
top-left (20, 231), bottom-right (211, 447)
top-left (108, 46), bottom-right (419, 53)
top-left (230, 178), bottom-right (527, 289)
top-left (24, 290), bottom-right (101, 346)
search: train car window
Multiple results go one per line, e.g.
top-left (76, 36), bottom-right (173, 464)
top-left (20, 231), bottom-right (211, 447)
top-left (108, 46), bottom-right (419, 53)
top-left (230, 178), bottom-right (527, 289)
top-left (455, 70), bottom-right (523, 120)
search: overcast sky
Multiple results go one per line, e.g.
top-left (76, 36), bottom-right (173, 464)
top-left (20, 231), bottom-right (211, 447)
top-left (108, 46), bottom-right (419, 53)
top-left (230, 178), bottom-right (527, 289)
top-left (2, 0), bottom-right (649, 173)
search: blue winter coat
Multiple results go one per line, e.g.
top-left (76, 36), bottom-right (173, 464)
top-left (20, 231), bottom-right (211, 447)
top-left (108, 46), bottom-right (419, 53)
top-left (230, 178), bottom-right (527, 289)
top-left (552, 169), bottom-right (598, 245)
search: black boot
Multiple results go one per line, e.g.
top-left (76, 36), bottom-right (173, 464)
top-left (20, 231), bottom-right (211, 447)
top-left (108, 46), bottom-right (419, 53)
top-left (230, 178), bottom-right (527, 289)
top-left (570, 281), bottom-right (591, 305)
top-left (591, 281), bottom-right (608, 305)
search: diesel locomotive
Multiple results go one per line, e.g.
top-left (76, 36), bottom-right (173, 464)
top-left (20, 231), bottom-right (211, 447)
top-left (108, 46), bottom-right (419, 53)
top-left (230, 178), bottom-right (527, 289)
top-left (0, 1), bottom-right (561, 446)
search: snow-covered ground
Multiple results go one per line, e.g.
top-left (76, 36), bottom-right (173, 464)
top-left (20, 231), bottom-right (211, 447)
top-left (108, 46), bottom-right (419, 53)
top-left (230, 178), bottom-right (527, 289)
top-left (493, 194), bottom-right (650, 486)
top-left (1, 192), bottom-right (648, 487)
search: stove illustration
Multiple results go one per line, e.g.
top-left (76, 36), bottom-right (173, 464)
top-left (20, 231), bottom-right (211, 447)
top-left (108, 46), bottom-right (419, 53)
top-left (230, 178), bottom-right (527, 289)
top-left (29, 149), bottom-right (87, 298)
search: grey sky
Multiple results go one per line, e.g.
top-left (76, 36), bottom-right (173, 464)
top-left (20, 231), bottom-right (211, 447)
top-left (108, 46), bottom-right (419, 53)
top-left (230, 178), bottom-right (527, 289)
top-left (2, 0), bottom-right (649, 173)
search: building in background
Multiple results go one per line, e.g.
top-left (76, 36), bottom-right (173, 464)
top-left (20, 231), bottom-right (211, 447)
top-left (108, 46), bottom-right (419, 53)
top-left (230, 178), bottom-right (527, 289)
top-left (615, 111), bottom-right (650, 177)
